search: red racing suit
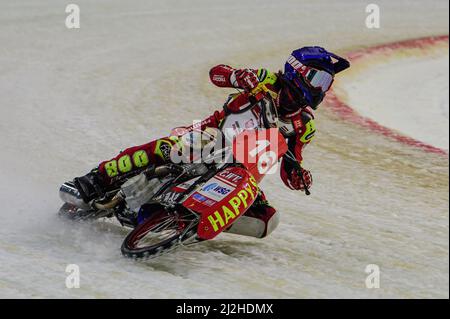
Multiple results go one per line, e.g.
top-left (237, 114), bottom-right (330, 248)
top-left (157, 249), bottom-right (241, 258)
top-left (174, 65), bottom-right (316, 190)
top-left (96, 133), bottom-right (277, 238)
top-left (92, 65), bottom-right (317, 238)
top-left (97, 65), bottom-right (316, 191)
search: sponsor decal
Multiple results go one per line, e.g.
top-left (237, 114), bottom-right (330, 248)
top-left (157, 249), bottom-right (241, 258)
top-left (193, 193), bottom-right (207, 203)
top-left (217, 170), bottom-right (243, 185)
top-left (245, 119), bottom-right (256, 129)
top-left (284, 109), bottom-right (301, 119)
top-left (200, 181), bottom-right (232, 201)
top-left (202, 183), bottom-right (218, 192)
top-left (203, 199), bottom-right (217, 207)
top-left (156, 191), bottom-right (179, 203)
top-left (287, 55), bottom-right (306, 72)
top-left (171, 127), bottom-right (189, 136)
top-left (238, 102), bottom-right (251, 110)
top-left (212, 74), bottom-right (226, 83)
top-left (293, 119), bottom-right (302, 131)
top-left (187, 193), bottom-right (217, 207)
top-left (190, 118), bottom-right (214, 131)
top-left (207, 175), bottom-right (259, 232)
top-left (159, 143), bottom-right (172, 161)
top-left (176, 177), bottom-right (200, 190)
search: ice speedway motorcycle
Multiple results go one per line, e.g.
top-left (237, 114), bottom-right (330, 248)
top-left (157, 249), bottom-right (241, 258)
top-left (59, 84), bottom-right (307, 258)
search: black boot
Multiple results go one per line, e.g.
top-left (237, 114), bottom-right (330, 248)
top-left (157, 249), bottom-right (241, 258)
top-left (73, 169), bottom-right (106, 204)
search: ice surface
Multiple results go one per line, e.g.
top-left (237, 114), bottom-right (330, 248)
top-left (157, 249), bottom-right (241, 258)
top-left (0, 0), bottom-right (448, 298)
top-left (339, 47), bottom-right (449, 150)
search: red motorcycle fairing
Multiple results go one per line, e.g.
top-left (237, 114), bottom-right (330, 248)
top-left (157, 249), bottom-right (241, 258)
top-left (182, 128), bottom-right (287, 240)
top-left (232, 128), bottom-right (288, 183)
top-left (182, 166), bottom-right (259, 240)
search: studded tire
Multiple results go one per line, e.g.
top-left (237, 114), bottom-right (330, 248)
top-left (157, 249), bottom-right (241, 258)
top-left (121, 208), bottom-right (198, 259)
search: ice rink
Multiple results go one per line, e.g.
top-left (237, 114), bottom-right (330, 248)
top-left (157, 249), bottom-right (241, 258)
top-left (0, 0), bottom-right (448, 298)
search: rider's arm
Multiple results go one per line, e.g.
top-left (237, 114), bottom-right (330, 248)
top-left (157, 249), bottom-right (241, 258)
top-left (209, 64), bottom-right (237, 88)
top-left (170, 110), bottom-right (225, 136)
top-left (290, 108), bottom-right (316, 165)
top-left (209, 65), bottom-right (277, 90)
top-left (280, 109), bottom-right (316, 190)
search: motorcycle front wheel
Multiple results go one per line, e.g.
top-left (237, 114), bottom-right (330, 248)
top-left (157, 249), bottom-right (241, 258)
top-left (121, 208), bottom-right (198, 259)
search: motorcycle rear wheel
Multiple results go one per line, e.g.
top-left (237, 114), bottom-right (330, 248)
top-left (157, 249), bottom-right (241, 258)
top-left (121, 208), bottom-right (198, 259)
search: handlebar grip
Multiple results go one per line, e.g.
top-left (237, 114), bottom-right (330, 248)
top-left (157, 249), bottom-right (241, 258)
top-left (296, 167), bottom-right (311, 196)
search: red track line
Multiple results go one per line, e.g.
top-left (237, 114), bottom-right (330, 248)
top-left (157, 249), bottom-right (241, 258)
top-left (327, 35), bottom-right (449, 156)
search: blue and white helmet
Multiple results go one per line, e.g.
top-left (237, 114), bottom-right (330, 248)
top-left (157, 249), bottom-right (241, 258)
top-left (283, 46), bottom-right (350, 109)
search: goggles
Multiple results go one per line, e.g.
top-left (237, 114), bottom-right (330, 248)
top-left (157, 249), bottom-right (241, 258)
top-left (296, 66), bottom-right (334, 92)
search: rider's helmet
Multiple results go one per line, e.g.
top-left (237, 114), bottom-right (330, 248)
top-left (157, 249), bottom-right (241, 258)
top-left (282, 46), bottom-right (350, 110)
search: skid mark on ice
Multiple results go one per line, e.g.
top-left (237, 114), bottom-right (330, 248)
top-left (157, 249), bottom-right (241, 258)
top-left (328, 35), bottom-right (449, 155)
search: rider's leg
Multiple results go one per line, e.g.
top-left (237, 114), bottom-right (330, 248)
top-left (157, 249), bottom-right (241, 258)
top-left (73, 137), bottom-right (177, 203)
top-left (225, 191), bottom-right (280, 238)
top-left (73, 168), bottom-right (106, 204)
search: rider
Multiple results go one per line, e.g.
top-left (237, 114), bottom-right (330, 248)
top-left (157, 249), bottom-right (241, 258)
top-left (73, 46), bottom-right (349, 236)
top-left (167, 46), bottom-right (349, 191)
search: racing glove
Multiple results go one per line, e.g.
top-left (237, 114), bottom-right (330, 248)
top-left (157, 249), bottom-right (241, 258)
top-left (291, 168), bottom-right (313, 191)
top-left (281, 163), bottom-right (313, 192)
top-left (232, 69), bottom-right (259, 91)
